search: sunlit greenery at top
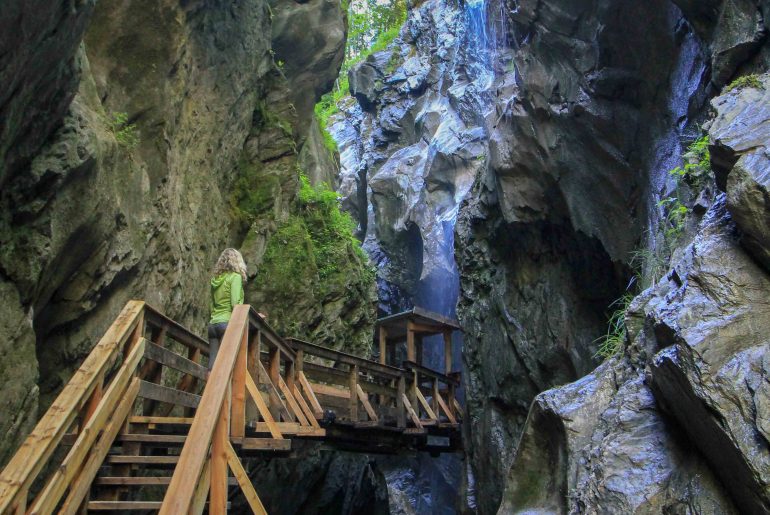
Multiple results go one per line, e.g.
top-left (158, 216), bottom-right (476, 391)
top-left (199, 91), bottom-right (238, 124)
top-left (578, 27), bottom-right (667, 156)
top-left (313, 0), bottom-right (407, 154)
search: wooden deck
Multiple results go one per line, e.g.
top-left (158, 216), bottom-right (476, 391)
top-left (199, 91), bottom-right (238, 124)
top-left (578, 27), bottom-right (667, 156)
top-left (0, 301), bottom-right (462, 514)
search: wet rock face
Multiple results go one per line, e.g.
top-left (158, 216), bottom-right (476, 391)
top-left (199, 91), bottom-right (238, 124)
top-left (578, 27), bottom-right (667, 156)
top-left (708, 73), bottom-right (770, 270)
top-left (456, 1), bottom-right (710, 509)
top-left (500, 195), bottom-right (769, 514)
top-left (0, 0), bottom-right (370, 480)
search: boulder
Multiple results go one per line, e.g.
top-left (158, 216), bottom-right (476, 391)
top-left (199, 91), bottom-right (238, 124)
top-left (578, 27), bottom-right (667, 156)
top-left (709, 73), bottom-right (770, 271)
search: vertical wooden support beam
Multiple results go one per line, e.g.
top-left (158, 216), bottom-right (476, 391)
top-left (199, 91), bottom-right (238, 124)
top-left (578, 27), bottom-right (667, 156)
top-left (210, 403), bottom-right (229, 515)
top-left (231, 325), bottom-right (247, 439)
top-left (349, 364), bottom-right (359, 422)
top-left (443, 330), bottom-right (453, 374)
top-left (396, 375), bottom-right (406, 428)
top-left (432, 378), bottom-right (440, 418)
top-left (183, 347), bottom-right (202, 418)
top-left (416, 335), bottom-right (423, 367)
top-left (409, 370), bottom-right (418, 417)
top-left (378, 327), bottom-right (387, 365)
top-left (286, 359), bottom-right (296, 395)
top-left (406, 322), bottom-right (416, 363)
top-left (268, 347), bottom-right (281, 420)
top-left (448, 384), bottom-right (457, 420)
top-left (295, 349), bottom-right (304, 374)
top-left (248, 330), bottom-right (261, 378)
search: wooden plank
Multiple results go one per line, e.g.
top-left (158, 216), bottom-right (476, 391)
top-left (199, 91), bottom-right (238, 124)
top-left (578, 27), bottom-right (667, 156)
top-left (253, 423), bottom-right (324, 437)
top-left (257, 360), bottom-right (292, 422)
top-left (225, 441), bottom-right (268, 515)
top-left (299, 371), bottom-right (323, 418)
top-left (129, 416), bottom-right (194, 424)
top-left (143, 305), bottom-right (209, 355)
top-left (452, 398), bottom-right (463, 418)
top-left (95, 477), bottom-right (239, 486)
top-left (233, 438), bottom-right (292, 452)
top-left (435, 390), bottom-right (458, 424)
top-left (58, 379), bottom-right (140, 515)
top-left (356, 384), bottom-right (379, 423)
top-left (406, 323), bottom-right (416, 363)
top-left (144, 341), bottom-right (208, 381)
top-left (292, 384), bottom-right (321, 429)
top-left (29, 340), bottom-right (146, 514)
top-left (138, 380), bottom-right (201, 409)
top-left (210, 403), bottom-right (229, 515)
top-left (379, 327), bottom-right (387, 365)
top-left (278, 375), bottom-right (310, 426)
top-left (190, 460), bottom-right (210, 515)
top-left (158, 304), bottom-right (247, 515)
top-left (311, 382), bottom-right (350, 399)
top-left (402, 361), bottom-right (461, 385)
top-left (443, 330), bottom-right (452, 374)
top-left (116, 434), bottom-right (187, 444)
top-left (402, 394), bottom-right (423, 428)
top-left (245, 372), bottom-right (283, 440)
top-left (415, 387), bottom-right (438, 421)
top-left (88, 501), bottom-right (163, 510)
top-left (106, 456), bottom-right (179, 465)
top-left (397, 376), bottom-right (406, 428)
top-left (349, 365), bottom-right (359, 422)
top-left (287, 338), bottom-right (402, 379)
top-left (0, 301), bottom-right (144, 514)
top-left (231, 327), bottom-right (248, 439)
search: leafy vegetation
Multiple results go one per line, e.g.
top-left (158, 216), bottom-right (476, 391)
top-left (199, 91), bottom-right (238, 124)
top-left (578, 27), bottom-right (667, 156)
top-left (256, 174), bottom-right (374, 308)
top-left (725, 74), bottom-right (764, 93)
top-left (595, 134), bottom-right (713, 360)
top-left (594, 293), bottom-right (634, 359)
top-left (229, 157), bottom-right (281, 225)
top-left (109, 112), bottom-right (139, 150)
top-left (313, 0), bottom-right (407, 155)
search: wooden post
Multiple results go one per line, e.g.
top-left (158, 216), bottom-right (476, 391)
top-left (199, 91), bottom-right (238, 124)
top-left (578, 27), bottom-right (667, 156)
top-left (378, 327), bottom-right (387, 365)
top-left (286, 359), bottom-right (296, 395)
top-left (248, 330), bottom-right (261, 378)
top-left (416, 335), bottom-right (423, 366)
top-left (409, 370), bottom-right (418, 417)
top-left (406, 322), bottom-right (415, 363)
top-left (349, 364), bottom-right (359, 422)
top-left (210, 403), bottom-right (229, 514)
top-left (443, 330), bottom-right (452, 374)
top-left (396, 375), bottom-right (406, 428)
top-left (268, 347), bottom-right (280, 419)
top-left (432, 378), bottom-right (440, 419)
top-left (295, 349), bottom-right (304, 374)
top-left (183, 347), bottom-right (202, 418)
top-left (231, 326), bottom-right (247, 439)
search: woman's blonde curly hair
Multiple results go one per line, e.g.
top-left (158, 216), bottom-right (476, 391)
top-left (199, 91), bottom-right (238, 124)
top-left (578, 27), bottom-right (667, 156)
top-left (213, 248), bottom-right (247, 282)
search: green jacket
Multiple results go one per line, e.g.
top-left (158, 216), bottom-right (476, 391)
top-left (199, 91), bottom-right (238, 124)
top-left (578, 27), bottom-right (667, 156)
top-left (209, 272), bottom-right (244, 324)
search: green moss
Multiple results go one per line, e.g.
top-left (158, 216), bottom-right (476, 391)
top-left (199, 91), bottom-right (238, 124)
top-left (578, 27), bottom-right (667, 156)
top-left (725, 74), bottom-right (764, 93)
top-left (229, 157), bottom-right (281, 224)
top-left (109, 112), bottom-right (139, 150)
top-left (255, 174), bottom-right (375, 336)
top-left (314, 76), bottom-right (350, 155)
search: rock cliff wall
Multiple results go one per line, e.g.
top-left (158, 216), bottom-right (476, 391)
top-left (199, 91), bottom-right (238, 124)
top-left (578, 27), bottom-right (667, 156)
top-left (0, 0), bottom-right (376, 485)
top-left (330, 0), bottom-right (770, 512)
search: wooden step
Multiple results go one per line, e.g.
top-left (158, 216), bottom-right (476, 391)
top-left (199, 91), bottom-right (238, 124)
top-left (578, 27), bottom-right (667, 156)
top-left (233, 438), bottom-right (292, 452)
top-left (87, 501), bottom-right (231, 511)
top-left (105, 455), bottom-right (180, 465)
top-left (116, 434), bottom-right (187, 445)
top-left (95, 476), bottom-right (238, 486)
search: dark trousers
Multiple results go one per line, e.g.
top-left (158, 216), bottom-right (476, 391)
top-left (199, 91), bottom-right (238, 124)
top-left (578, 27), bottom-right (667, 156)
top-left (207, 322), bottom-right (228, 369)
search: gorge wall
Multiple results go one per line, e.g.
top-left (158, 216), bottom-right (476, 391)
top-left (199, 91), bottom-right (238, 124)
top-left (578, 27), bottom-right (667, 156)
top-left (0, 3), bottom-right (377, 502)
top-left (330, 0), bottom-right (770, 512)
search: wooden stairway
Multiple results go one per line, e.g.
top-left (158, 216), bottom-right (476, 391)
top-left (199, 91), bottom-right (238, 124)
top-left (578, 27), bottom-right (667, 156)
top-left (0, 301), bottom-right (463, 514)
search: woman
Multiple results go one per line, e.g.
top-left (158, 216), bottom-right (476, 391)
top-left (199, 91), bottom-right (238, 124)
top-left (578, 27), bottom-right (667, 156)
top-left (208, 248), bottom-right (247, 369)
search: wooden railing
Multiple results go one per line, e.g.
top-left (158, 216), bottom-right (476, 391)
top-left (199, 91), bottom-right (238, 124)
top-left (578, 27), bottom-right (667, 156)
top-left (286, 339), bottom-right (462, 431)
top-left (0, 301), bottom-right (463, 514)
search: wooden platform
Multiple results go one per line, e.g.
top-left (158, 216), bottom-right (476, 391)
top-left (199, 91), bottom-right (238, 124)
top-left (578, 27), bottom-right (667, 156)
top-left (0, 301), bottom-right (463, 514)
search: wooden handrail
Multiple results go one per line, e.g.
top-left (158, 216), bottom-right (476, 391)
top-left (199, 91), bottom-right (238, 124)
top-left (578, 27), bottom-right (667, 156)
top-left (248, 307), bottom-right (295, 362)
top-left (159, 305), bottom-right (250, 514)
top-left (287, 338), bottom-right (403, 379)
top-left (0, 300), bottom-right (145, 514)
top-left (144, 304), bottom-right (210, 354)
top-left (402, 361), bottom-right (461, 386)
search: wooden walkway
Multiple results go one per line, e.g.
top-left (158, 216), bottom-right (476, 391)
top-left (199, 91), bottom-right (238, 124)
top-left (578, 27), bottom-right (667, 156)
top-left (0, 301), bottom-right (462, 514)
